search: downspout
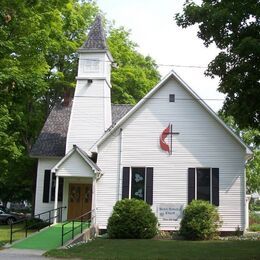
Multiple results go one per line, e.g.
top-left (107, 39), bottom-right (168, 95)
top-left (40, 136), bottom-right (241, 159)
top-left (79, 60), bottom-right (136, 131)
top-left (92, 176), bottom-right (97, 227)
top-left (118, 128), bottom-right (123, 201)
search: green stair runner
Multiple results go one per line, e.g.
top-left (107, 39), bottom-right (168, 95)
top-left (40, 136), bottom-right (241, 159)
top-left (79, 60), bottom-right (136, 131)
top-left (12, 222), bottom-right (89, 250)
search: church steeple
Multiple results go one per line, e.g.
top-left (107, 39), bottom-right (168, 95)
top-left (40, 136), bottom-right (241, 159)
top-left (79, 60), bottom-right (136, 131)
top-left (66, 15), bottom-right (113, 153)
top-left (80, 15), bottom-right (107, 50)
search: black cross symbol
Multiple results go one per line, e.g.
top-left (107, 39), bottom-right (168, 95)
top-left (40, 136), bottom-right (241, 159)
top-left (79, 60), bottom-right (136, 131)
top-left (166, 124), bottom-right (180, 155)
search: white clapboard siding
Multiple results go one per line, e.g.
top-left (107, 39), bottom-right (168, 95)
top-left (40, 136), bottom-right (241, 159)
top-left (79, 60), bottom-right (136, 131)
top-left (66, 52), bottom-right (112, 153)
top-left (96, 77), bottom-right (246, 231)
top-left (56, 152), bottom-right (95, 178)
top-left (34, 158), bottom-right (63, 217)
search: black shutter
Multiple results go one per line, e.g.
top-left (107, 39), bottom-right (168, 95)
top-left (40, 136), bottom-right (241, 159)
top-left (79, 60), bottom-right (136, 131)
top-left (122, 167), bottom-right (130, 199)
top-left (51, 174), bottom-right (64, 202)
top-left (212, 168), bottom-right (219, 206)
top-left (188, 168), bottom-right (195, 204)
top-left (43, 170), bottom-right (51, 203)
top-left (146, 167), bottom-right (153, 205)
top-left (58, 177), bottom-right (64, 202)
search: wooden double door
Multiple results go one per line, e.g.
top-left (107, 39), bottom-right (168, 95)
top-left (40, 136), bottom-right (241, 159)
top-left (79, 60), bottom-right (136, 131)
top-left (67, 183), bottom-right (92, 220)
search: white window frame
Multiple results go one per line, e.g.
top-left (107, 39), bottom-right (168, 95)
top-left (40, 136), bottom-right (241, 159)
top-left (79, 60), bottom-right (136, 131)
top-left (129, 167), bottom-right (147, 202)
top-left (195, 168), bottom-right (212, 204)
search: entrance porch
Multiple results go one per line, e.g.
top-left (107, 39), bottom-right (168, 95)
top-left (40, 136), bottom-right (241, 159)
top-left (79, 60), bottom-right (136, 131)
top-left (51, 145), bottom-right (102, 223)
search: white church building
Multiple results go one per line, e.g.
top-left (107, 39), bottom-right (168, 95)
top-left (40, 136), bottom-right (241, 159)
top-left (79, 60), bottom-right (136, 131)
top-left (31, 16), bottom-right (252, 232)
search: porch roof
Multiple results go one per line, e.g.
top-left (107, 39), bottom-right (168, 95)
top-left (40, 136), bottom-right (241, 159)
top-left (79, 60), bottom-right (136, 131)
top-left (51, 145), bottom-right (102, 176)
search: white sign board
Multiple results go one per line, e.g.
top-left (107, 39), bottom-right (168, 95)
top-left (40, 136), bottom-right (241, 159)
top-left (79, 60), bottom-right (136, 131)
top-left (158, 203), bottom-right (184, 221)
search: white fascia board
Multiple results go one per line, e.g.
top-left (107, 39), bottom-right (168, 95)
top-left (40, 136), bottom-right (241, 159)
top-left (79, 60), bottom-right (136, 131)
top-left (76, 147), bottom-right (102, 174)
top-left (170, 70), bottom-right (253, 157)
top-left (51, 147), bottom-right (75, 173)
top-left (95, 71), bottom-right (173, 147)
top-left (95, 70), bottom-right (252, 157)
top-left (51, 145), bottom-right (101, 174)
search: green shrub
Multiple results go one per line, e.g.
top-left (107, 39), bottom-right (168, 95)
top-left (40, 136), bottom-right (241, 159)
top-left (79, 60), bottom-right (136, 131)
top-left (179, 200), bottom-right (221, 240)
top-left (249, 223), bottom-right (260, 232)
top-left (249, 212), bottom-right (260, 225)
top-left (107, 199), bottom-right (158, 239)
top-left (26, 218), bottom-right (49, 230)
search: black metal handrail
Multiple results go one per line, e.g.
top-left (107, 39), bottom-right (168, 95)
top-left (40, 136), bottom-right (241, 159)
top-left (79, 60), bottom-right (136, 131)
top-left (10, 206), bottom-right (66, 244)
top-left (61, 209), bottom-right (94, 246)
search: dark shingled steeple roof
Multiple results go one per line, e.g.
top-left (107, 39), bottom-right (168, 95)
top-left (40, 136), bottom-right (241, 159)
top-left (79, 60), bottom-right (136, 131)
top-left (81, 15), bottom-right (107, 50)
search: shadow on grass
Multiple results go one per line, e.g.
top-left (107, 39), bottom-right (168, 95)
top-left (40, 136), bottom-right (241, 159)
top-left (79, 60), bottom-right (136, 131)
top-left (45, 238), bottom-right (260, 260)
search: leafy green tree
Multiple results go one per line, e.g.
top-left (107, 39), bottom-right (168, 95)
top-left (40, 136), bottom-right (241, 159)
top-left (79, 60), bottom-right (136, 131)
top-left (107, 27), bottom-right (160, 104)
top-left (0, 0), bottom-right (98, 205)
top-left (0, 1), bottom-right (160, 207)
top-left (176, 0), bottom-right (260, 130)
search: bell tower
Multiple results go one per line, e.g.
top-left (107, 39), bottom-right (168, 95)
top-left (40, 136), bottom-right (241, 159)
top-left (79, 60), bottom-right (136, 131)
top-left (66, 15), bottom-right (113, 153)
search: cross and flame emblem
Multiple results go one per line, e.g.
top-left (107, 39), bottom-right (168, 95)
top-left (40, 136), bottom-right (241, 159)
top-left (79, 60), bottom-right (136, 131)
top-left (159, 123), bottom-right (179, 155)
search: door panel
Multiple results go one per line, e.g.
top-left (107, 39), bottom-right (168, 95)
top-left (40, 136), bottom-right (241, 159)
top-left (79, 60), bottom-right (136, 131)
top-left (82, 184), bottom-right (92, 220)
top-left (68, 183), bottom-right (92, 220)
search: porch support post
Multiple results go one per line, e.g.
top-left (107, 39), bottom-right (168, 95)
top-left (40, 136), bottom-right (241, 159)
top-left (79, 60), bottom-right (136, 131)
top-left (54, 174), bottom-right (59, 224)
top-left (92, 177), bottom-right (97, 226)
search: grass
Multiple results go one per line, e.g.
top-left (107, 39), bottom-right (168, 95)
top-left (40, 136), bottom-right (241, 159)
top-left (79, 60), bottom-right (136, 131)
top-left (45, 238), bottom-right (260, 259)
top-left (12, 222), bottom-right (89, 250)
top-left (0, 224), bottom-right (35, 246)
top-left (250, 212), bottom-right (260, 231)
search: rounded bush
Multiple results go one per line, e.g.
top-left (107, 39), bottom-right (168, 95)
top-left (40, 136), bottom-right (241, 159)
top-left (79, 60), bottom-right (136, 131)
top-left (107, 199), bottom-right (158, 239)
top-left (179, 200), bottom-right (221, 240)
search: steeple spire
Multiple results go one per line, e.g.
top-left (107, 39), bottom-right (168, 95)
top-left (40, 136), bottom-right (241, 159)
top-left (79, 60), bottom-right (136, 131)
top-left (81, 15), bottom-right (107, 50)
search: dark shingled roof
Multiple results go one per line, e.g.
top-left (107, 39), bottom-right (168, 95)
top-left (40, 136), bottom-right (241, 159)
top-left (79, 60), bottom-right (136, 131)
top-left (30, 103), bottom-right (72, 157)
top-left (111, 104), bottom-right (133, 125)
top-left (30, 104), bottom-right (133, 157)
top-left (81, 15), bottom-right (107, 50)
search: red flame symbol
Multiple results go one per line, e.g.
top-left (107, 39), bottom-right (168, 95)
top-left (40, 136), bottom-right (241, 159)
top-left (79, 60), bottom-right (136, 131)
top-left (160, 124), bottom-right (170, 153)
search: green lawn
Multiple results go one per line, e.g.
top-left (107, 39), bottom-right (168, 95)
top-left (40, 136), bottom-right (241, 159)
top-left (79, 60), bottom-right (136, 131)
top-left (45, 238), bottom-right (260, 259)
top-left (0, 224), bottom-right (36, 248)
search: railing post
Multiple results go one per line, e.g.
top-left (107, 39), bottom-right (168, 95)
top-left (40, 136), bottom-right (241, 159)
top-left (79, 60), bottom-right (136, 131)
top-left (81, 216), bottom-right (83, 233)
top-left (61, 225), bottom-right (64, 246)
top-left (72, 221), bottom-right (74, 239)
top-left (49, 211), bottom-right (51, 226)
top-left (25, 219), bottom-right (28, 238)
top-left (10, 222), bottom-right (13, 244)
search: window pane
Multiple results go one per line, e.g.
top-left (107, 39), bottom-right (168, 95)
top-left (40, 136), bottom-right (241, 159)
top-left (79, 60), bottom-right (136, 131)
top-left (131, 168), bottom-right (145, 200)
top-left (197, 168), bottom-right (210, 202)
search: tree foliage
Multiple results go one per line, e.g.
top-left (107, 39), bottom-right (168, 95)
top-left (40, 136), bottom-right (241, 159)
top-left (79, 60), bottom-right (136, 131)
top-left (0, 1), bottom-right (160, 205)
top-left (0, 0), bottom-right (98, 204)
top-left (176, 0), bottom-right (260, 129)
top-left (107, 27), bottom-right (160, 104)
top-left (219, 112), bottom-right (260, 194)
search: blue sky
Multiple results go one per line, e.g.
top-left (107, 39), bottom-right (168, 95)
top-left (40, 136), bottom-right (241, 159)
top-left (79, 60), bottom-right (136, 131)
top-left (97, 0), bottom-right (225, 111)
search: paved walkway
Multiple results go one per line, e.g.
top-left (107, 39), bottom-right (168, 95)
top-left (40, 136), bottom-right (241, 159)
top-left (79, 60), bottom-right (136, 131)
top-left (0, 248), bottom-right (46, 259)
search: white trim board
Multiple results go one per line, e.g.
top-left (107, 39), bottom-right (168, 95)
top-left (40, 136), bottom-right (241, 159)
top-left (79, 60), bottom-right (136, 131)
top-left (94, 70), bottom-right (252, 158)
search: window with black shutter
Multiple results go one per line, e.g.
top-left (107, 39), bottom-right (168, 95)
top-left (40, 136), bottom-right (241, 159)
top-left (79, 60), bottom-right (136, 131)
top-left (122, 167), bottom-right (154, 205)
top-left (43, 170), bottom-right (51, 203)
top-left (188, 167), bottom-right (219, 206)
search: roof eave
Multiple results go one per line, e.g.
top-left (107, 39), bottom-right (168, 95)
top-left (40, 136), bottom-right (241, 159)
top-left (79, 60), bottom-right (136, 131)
top-left (95, 70), bottom-right (252, 155)
top-left (77, 48), bottom-right (114, 62)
